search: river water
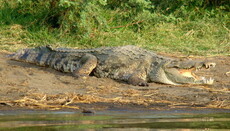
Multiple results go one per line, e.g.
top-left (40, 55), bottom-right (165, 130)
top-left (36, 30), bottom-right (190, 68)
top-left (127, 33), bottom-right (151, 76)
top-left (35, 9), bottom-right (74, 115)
top-left (0, 109), bottom-right (230, 130)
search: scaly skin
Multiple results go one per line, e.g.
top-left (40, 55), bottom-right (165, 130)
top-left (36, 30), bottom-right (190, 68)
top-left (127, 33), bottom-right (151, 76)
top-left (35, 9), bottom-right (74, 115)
top-left (8, 45), bottom-right (216, 86)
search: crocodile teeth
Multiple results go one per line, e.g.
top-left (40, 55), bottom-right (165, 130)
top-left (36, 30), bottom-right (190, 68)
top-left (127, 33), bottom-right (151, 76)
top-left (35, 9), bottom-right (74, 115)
top-left (205, 62), bottom-right (216, 69)
top-left (196, 67), bottom-right (202, 71)
top-left (202, 77), bottom-right (214, 85)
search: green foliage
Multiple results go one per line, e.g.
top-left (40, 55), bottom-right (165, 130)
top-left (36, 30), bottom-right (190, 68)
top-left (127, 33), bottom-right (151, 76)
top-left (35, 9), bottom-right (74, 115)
top-left (0, 0), bottom-right (229, 55)
top-left (1, 0), bottom-right (228, 33)
top-left (151, 0), bottom-right (229, 23)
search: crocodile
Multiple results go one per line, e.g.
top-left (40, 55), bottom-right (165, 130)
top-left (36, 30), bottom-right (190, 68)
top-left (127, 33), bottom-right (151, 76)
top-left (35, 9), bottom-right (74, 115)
top-left (8, 45), bottom-right (216, 86)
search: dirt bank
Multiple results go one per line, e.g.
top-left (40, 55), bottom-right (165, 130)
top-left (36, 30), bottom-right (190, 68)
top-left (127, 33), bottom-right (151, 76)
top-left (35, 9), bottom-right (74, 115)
top-left (0, 52), bottom-right (229, 111)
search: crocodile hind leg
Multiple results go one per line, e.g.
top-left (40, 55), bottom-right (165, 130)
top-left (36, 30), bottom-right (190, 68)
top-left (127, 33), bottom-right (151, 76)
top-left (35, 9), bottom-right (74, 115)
top-left (73, 54), bottom-right (97, 78)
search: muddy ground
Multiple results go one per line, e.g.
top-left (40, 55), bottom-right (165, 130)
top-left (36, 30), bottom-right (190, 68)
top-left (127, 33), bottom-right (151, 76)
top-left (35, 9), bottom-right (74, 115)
top-left (0, 52), bottom-right (229, 111)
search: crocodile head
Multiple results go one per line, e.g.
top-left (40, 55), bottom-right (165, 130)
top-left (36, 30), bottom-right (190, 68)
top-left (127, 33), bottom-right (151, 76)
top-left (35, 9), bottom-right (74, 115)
top-left (149, 60), bottom-right (216, 85)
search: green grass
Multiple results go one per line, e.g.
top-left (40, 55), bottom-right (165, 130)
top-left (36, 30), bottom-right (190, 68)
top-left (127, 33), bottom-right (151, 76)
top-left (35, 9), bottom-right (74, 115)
top-left (0, 1), bottom-right (229, 56)
top-left (1, 21), bottom-right (228, 56)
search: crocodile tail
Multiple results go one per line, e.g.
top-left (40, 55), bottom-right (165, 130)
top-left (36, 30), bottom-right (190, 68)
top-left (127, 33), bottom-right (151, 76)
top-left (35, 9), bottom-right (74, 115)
top-left (8, 46), bottom-right (54, 66)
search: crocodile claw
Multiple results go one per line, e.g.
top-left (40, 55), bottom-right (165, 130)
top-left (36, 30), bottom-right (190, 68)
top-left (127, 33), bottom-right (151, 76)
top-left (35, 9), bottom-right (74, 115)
top-left (128, 76), bottom-right (149, 86)
top-left (138, 82), bottom-right (149, 86)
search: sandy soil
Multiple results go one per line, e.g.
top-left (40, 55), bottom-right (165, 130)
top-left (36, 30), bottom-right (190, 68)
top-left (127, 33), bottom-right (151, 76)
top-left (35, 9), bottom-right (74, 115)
top-left (0, 52), bottom-right (229, 111)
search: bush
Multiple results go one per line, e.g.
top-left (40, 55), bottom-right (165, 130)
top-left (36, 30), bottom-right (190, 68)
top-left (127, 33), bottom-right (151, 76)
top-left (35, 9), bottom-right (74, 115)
top-left (1, 0), bottom-right (228, 34)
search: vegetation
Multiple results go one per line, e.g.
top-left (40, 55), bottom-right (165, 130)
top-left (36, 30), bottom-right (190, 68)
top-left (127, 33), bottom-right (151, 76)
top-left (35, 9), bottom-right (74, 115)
top-left (0, 0), bottom-right (229, 55)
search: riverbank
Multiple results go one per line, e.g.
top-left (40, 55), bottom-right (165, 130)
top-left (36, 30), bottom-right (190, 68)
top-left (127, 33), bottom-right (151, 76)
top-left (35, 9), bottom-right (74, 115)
top-left (0, 52), bottom-right (229, 111)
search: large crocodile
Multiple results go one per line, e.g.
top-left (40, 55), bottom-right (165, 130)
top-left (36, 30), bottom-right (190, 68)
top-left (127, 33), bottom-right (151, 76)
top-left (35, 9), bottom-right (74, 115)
top-left (8, 45), bottom-right (215, 86)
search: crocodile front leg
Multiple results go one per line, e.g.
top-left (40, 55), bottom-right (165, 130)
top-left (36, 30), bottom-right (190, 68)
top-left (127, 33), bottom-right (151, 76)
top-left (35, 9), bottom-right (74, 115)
top-left (73, 54), bottom-right (97, 78)
top-left (127, 71), bottom-right (148, 86)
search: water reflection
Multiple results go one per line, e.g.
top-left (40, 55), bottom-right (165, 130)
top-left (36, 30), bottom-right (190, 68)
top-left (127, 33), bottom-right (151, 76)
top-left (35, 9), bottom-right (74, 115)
top-left (0, 109), bottom-right (230, 130)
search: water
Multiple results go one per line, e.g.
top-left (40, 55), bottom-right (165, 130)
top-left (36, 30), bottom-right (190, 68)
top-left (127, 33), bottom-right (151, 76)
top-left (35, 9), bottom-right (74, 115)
top-left (0, 109), bottom-right (230, 130)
